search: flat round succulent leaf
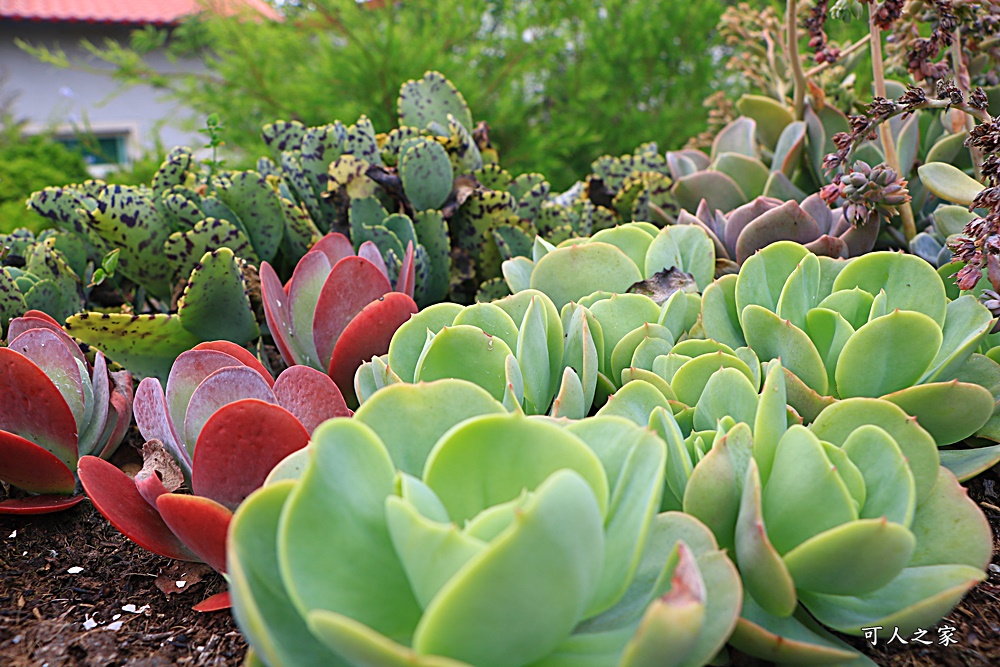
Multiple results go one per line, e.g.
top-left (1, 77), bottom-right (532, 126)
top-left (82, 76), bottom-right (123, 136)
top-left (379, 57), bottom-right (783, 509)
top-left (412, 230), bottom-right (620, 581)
top-left (329, 292), bottom-right (419, 405)
top-left (700, 275), bottom-right (745, 349)
top-left (453, 303), bottom-right (519, 352)
top-left (227, 481), bottom-right (348, 667)
top-left (711, 116), bottom-right (759, 160)
top-left (644, 225), bottom-right (715, 291)
top-left (761, 426), bottom-right (858, 555)
top-left (693, 368), bottom-right (759, 432)
top-left (355, 379), bottom-right (504, 477)
top-left (157, 493), bottom-right (232, 573)
top-left (831, 251), bottom-right (947, 326)
top-left (835, 310), bottom-right (942, 398)
top-left (735, 241), bottom-right (810, 320)
top-left (530, 242), bottom-right (642, 311)
top-left (728, 598), bottom-right (861, 665)
top-left (413, 325), bottom-right (512, 401)
top-left (742, 305), bottom-right (829, 396)
top-left (424, 414), bottom-right (608, 523)
top-left (192, 341), bottom-right (274, 387)
top-left (387, 303), bottom-right (462, 383)
top-left (281, 419), bottom-right (421, 640)
top-left (78, 455), bottom-right (198, 562)
top-left (881, 382), bottom-right (994, 445)
top-left (714, 152), bottom-right (769, 201)
top-left (815, 288), bottom-right (874, 332)
top-left (285, 250), bottom-right (333, 368)
top-left (799, 564), bottom-right (986, 636)
top-left (192, 399), bottom-right (311, 510)
top-left (923, 295), bottom-right (995, 383)
top-left (809, 398), bottom-right (939, 502)
top-left (0, 430), bottom-right (75, 495)
top-left (8, 327), bottom-right (86, 431)
top-left (259, 261), bottom-right (306, 367)
top-left (939, 445), bottom-right (1000, 482)
top-left (313, 257), bottom-right (394, 369)
top-left (309, 610), bottom-right (472, 667)
top-left (734, 461), bottom-right (797, 617)
top-left (841, 425), bottom-right (916, 525)
top-left (673, 171), bottom-right (747, 215)
top-left (0, 347), bottom-right (78, 468)
top-left (413, 471), bottom-right (605, 667)
top-left (589, 226), bottom-right (654, 275)
top-left (184, 366), bottom-right (277, 455)
top-left (783, 519), bottom-right (916, 596)
top-left (596, 379), bottom-right (672, 427)
top-left (165, 349), bottom-right (250, 443)
top-left (908, 468), bottom-right (992, 570)
top-left (0, 494), bottom-right (85, 515)
top-left (917, 162), bottom-right (985, 207)
top-left (272, 365), bottom-right (351, 434)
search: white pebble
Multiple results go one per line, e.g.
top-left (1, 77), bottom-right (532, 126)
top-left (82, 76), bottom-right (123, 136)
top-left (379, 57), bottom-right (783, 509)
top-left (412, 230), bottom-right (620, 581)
top-left (67, 566), bottom-right (84, 574)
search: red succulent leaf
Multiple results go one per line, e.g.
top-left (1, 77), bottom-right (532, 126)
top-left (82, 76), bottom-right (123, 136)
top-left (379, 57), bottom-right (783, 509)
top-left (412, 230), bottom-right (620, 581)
top-left (0, 494), bottom-right (85, 515)
top-left (0, 430), bottom-right (75, 494)
top-left (272, 365), bottom-right (351, 434)
top-left (99, 369), bottom-right (134, 459)
top-left (358, 241), bottom-right (390, 280)
top-left (78, 456), bottom-right (199, 562)
top-left (396, 240), bottom-right (416, 298)
top-left (191, 399), bottom-right (310, 510)
top-left (312, 257), bottom-right (393, 368)
top-left (0, 347), bottom-right (78, 468)
top-left (22, 309), bottom-right (61, 326)
top-left (260, 261), bottom-right (302, 365)
top-left (133, 378), bottom-right (188, 469)
top-left (192, 341), bottom-right (274, 388)
top-left (183, 367), bottom-right (276, 452)
top-left (328, 292), bottom-right (419, 404)
top-left (309, 233), bottom-right (356, 267)
top-left (8, 328), bottom-right (85, 428)
top-left (156, 494), bottom-right (232, 574)
top-left (7, 316), bottom-right (88, 368)
top-left (165, 350), bottom-right (251, 439)
top-left (192, 591), bottom-right (232, 613)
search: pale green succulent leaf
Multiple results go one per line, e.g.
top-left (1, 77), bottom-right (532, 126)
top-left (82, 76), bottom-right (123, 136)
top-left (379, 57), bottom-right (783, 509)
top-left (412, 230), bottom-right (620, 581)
top-left (597, 380), bottom-right (672, 426)
top-left (550, 368), bottom-right (587, 420)
top-left (531, 243), bottom-right (642, 310)
top-left (881, 382), bottom-right (994, 445)
top-left (644, 225), bottom-right (715, 291)
top-left (229, 481), bottom-right (350, 667)
top-left (611, 324), bottom-right (674, 387)
top-left (841, 425), bottom-right (915, 525)
top-left (800, 564), bottom-right (986, 636)
top-left (503, 256), bottom-right (535, 294)
top-left (735, 241), bottom-right (810, 321)
top-left (693, 368), bottom-right (759, 431)
top-left (590, 226), bottom-right (654, 274)
top-left (917, 162), bottom-right (985, 207)
top-left (385, 496), bottom-right (486, 609)
top-left (518, 297), bottom-right (554, 412)
top-left (815, 288), bottom-right (875, 332)
top-left (280, 420), bottom-right (421, 642)
top-left (922, 295), bottom-right (994, 383)
top-left (804, 308), bottom-right (855, 396)
top-left (562, 305), bottom-right (600, 410)
top-left (761, 426), bottom-right (857, 555)
top-left (742, 305), bottom-right (829, 395)
top-left (413, 471), bottom-right (606, 667)
top-left (590, 295), bottom-right (662, 376)
top-left (628, 336), bottom-right (676, 374)
top-left (939, 445), bottom-right (1000, 482)
top-left (414, 325), bottom-right (514, 400)
top-left (423, 414), bottom-right (609, 523)
top-left (672, 352), bottom-right (756, 407)
top-left (734, 461), bottom-right (796, 618)
top-left (908, 467), bottom-right (992, 570)
top-left (835, 310), bottom-right (942, 398)
top-left (753, 361), bottom-right (788, 484)
top-left (453, 303), bottom-right (520, 352)
top-left (309, 610), bottom-right (473, 667)
top-left (700, 274), bottom-right (745, 349)
top-left (831, 251), bottom-right (947, 326)
top-left (776, 252), bottom-right (823, 331)
top-left (682, 423), bottom-right (753, 552)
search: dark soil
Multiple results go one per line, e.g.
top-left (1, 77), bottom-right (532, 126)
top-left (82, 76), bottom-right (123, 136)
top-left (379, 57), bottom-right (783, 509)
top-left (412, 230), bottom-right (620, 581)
top-left (1, 452), bottom-right (998, 667)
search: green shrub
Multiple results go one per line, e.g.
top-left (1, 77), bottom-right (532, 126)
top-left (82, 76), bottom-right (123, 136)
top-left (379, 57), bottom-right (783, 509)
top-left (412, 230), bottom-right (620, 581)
top-left (0, 133), bottom-right (90, 234)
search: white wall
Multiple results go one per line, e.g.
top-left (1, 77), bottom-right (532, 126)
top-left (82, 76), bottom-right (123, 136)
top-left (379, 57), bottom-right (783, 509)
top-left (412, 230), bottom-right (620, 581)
top-left (0, 20), bottom-right (205, 165)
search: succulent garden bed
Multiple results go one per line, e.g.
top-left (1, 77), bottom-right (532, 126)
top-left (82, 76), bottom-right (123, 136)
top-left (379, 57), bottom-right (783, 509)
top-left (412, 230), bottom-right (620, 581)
top-left (4, 1), bottom-right (1000, 665)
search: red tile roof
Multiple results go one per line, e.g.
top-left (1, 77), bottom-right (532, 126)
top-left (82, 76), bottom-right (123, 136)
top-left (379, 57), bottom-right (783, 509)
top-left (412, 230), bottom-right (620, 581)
top-left (0, 0), bottom-right (280, 26)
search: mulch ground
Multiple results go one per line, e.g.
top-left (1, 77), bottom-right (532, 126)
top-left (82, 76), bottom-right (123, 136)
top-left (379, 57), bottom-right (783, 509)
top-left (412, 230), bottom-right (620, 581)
top-left (2, 446), bottom-right (999, 667)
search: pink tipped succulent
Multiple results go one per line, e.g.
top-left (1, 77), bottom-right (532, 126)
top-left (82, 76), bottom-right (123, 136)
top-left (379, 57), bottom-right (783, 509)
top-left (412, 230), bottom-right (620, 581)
top-left (0, 310), bottom-right (133, 515)
top-left (78, 340), bottom-right (351, 611)
top-left (260, 232), bottom-right (419, 405)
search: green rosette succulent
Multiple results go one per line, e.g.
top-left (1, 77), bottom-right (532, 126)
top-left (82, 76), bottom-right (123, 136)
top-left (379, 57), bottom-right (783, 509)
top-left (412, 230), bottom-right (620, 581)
top-left (696, 239), bottom-right (1000, 478)
top-left (660, 362), bottom-right (991, 665)
top-left (227, 379), bottom-right (742, 667)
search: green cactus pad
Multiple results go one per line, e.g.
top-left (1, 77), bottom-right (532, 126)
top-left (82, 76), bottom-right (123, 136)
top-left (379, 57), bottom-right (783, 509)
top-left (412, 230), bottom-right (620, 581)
top-left (65, 312), bottom-right (202, 382)
top-left (164, 218), bottom-right (257, 279)
top-left (151, 147), bottom-right (194, 199)
top-left (412, 210), bottom-right (451, 303)
top-left (176, 248), bottom-right (259, 344)
top-left (213, 171), bottom-right (285, 263)
top-left (398, 71), bottom-right (474, 135)
top-left (262, 120), bottom-right (307, 154)
top-left (401, 139), bottom-right (454, 211)
top-left (0, 270), bottom-right (28, 332)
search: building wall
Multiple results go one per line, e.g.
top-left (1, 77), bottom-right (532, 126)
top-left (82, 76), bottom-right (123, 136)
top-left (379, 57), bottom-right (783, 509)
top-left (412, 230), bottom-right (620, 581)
top-left (0, 20), bottom-right (204, 168)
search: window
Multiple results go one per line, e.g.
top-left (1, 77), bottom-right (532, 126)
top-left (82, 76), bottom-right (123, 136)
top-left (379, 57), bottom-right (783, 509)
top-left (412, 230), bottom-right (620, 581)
top-left (56, 134), bottom-right (129, 166)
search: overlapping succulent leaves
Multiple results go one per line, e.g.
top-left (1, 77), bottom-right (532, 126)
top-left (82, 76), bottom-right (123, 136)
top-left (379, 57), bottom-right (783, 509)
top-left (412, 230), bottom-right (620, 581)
top-left (77, 340), bottom-right (351, 610)
top-left (0, 228), bottom-right (86, 327)
top-left (261, 232), bottom-right (419, 406)
top-left (692, 240), bottom-right (1000, 475)
top-left (229, 379), bottom-right (741, 667)
top-left (0, 310), bottom-right (132, 514)
top-left (656, 361), bottom-right (991, 664)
